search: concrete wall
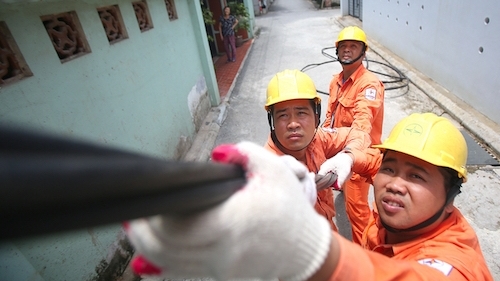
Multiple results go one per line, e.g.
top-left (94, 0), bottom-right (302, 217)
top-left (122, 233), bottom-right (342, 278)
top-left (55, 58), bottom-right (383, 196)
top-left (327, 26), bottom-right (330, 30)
top-left (361, 0), bottom-right (500, 125)
top-left (0, 0), bottom-right (217, 280)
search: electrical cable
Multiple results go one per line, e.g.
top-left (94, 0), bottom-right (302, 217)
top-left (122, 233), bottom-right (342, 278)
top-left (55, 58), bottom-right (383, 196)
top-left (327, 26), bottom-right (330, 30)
top-left (0, 125), bottom-right (246, 240)
top-left (0, 125), bottom-right (338, 240)
top-left (301, 46), bottom-right (410, 97)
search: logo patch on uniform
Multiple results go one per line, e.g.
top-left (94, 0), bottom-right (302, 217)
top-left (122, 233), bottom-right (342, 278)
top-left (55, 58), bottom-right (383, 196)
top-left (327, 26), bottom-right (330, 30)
top-left (418, 259), bottom-right (453, 276)
top-left (365, 88), bottom-right (377, 100)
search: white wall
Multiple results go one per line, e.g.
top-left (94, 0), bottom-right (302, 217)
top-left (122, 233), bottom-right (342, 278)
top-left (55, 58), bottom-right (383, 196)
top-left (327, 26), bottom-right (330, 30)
top-left (363, 0), bottom-right (500, 125)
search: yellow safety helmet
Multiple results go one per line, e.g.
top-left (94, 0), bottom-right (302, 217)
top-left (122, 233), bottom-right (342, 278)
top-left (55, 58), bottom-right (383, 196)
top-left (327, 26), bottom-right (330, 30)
top-left (265, 69), bottom-right (321, 110)
top-left (373, 113), bottom-right (468, 182)
top-left (335, 26), bottom-right (368, 50)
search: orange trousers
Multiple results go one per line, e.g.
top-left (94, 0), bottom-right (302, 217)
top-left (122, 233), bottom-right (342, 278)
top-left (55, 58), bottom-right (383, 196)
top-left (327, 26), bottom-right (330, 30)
top-left (343, 176), bottom-right (371, 244)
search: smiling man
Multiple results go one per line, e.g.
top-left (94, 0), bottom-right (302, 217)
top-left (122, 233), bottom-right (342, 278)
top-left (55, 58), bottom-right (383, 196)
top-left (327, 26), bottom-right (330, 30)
top-left (263, 69), bottom-right (381, 231)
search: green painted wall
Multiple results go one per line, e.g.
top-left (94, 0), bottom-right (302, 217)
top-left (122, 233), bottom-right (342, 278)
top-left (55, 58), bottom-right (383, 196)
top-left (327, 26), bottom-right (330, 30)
top-left (1, 225), bottom-right (124, 281)
top-left (0, 0), bottom-right (219, 280)
top-left (0, 0), bottom-right (217, 159)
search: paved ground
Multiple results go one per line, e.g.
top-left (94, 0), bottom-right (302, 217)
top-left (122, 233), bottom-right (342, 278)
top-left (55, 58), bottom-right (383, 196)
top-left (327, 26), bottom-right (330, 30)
top-left (213, 39), bottom-right (253, 100)
top-left (141, 0), bottom-right (500, 279)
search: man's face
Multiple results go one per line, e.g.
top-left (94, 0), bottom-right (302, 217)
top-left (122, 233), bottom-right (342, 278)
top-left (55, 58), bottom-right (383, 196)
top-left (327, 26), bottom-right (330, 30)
top-left (373, 150), bottom-right (448, 232)
top-left (272, 99), bottom-right (317, 151)
top-left (337, 40), bottom-right (364, 64)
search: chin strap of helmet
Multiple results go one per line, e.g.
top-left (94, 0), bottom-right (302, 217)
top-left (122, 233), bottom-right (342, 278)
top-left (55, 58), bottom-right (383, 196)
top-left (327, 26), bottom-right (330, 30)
top-left (336, 44), bottom-right (366, 65)
top-left (381, 179), bottom-right (463, 233)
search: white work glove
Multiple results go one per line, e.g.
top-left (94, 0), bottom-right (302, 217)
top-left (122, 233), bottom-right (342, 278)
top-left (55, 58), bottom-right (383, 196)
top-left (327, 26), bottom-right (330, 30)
top-left (318, 152), bottom-right (353, 190)
top-left (279, 154), bottom-right (317, 205)
top-left (125, 142), bottom-right (331, 281)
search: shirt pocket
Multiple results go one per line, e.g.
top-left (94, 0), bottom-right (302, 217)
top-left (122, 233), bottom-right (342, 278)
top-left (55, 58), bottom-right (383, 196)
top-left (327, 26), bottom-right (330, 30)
top-left (337, 97), bottom-right (355, 127)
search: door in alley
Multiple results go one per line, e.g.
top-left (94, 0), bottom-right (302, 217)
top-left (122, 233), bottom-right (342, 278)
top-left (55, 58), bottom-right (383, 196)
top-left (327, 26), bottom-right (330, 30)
top-left (348, 0), bottom-right (362, 20)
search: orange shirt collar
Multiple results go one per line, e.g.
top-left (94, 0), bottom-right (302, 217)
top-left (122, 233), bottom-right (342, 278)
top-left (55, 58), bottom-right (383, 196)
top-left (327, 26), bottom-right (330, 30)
top-left (335, 63), bottom-right (368, 86)
top-left (367, 206), bottom-right (460, 256)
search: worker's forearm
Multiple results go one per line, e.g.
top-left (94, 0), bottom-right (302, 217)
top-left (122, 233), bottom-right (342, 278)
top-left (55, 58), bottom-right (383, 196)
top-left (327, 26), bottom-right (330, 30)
top-left (307, 235), bottom-right (339, 281)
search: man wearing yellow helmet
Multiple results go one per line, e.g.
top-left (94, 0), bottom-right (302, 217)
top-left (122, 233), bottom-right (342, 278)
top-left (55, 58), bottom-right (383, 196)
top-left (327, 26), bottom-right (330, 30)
top-left (323, 26), bottom-right (385, 244)
top-left (263, 69), bottom-right (381, 231)
top-left (125, 112), bottom-right (493, 280)
top-left (318, 113), bottom-right (491, 279)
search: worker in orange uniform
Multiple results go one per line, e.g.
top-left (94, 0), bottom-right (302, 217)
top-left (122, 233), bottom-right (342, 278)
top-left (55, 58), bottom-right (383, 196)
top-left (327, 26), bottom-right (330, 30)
top-left (322, 26), bottom-right (385, 244)
top-left (125, 112), bottom-right (493, 281)
top-left (262, 69), bottom-right (380, 231)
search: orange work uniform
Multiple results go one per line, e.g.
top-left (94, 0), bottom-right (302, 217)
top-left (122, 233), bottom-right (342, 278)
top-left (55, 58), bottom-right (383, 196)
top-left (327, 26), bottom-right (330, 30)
top-left (326, 207), bottom-right (493, 280)
top-left (265, 127), bottom-right (381, 231)
top-left (323, 64), bottom-right (384, 244)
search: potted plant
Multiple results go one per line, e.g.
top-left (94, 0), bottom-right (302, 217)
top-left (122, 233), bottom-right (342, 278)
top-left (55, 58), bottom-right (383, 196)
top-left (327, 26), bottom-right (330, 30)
top-left (201, 1), bottom-right (215, 42)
